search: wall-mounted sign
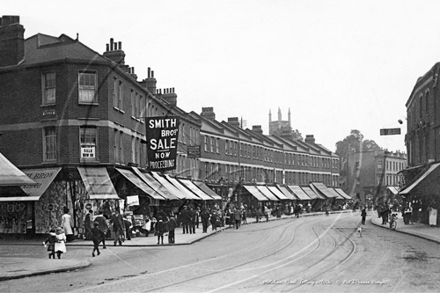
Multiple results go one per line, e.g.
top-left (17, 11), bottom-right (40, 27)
top-left (380, 128), bottom-right (401, 135)
top-left (81, 146), bottom-right (95, 158)
top-left (145, 116), bottom-right (180, 171)
top-left (187, 145), bottom-right (201, 158)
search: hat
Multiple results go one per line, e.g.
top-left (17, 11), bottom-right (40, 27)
top-left (93, 221), bottom-right (99, 226)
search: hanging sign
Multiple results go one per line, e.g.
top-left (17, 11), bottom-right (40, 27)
top-left (145, 116), bottom-right (180, 171)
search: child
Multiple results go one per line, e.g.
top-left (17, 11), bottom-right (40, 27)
top-left (54, 227), bottom-right (67, 259)
top-left (43, 228), bottom-right (57, 259)
top-left (90, 221), bottom-right (105, 257)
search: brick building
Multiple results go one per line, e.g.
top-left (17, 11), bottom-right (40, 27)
top-left (0, 16), bottom-right (203, 236)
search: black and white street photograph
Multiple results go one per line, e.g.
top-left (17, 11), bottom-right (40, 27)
top-left (1, 1), bottom-right (440, 292)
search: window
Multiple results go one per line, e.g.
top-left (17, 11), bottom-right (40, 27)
top-left (114, 130), bottom-right (119, 162)
top-left (140, 95), bottom-right (145, 122)
top-left (377, 160), bottom-right (383, 169)
top-left (210, 137), bottom-right (215, 152)
top-left (80, 127), bottom-right (97, 160)
top-left (43, 127), bottom-right (56, 161)
top-left (204, 136), bottom-right (208, 152)
top-left (131, 90), bottom-right (135, 117)
top-left (78, 71), bottom-right (97, 103)
top-left (216, 138), bottom-right (220, 153)
top-left (119, 131), bottom-right (124, 163)
top-left (225, 140), bottom-right (229, 155)
top-left (42, 72), bottom-right (56, 104)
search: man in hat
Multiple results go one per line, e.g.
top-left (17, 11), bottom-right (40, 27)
top-left (179, 205), bottom-right (190, 234)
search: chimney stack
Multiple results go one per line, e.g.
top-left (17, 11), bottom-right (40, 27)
top-left (252, 125), bottom-right (263, 135)
top-left (103, 38), bottom-right (126, 64)
top-left (228, 117), bottom-right (240, 128)
top-left (0, 15), bottom-right (25, 67)
top-left (305, 134), bottom-right (316, 144)
top-left (161, 87), bottom-right (177, 106)
top-left (140, 67), bottom-right (157, 95)
top-left (200, 107), bottom-right (216, 121)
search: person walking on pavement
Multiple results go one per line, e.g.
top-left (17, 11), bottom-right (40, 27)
top-left (189, 206), bottom-right (196, 234)
top-left (110, 209), bottom-right (125, 246)
top-left (210, 211), bottom-right (218, 231)
top-left (94, 211), bottom-right (108, 249)
top-left (61, 207), bottom-right (74, 242)
top-left (123, 214), bottom-right (132, 241)
top-left (361, 207), bottom-right (367, 225)
top-left (200, 207), bottom-right (210, 233)
top-left (167, 215), bottom-right (177, 244)
top-left (54, 227), bottom-right (67, 259)
top-left (90, 221), bottom-right (105, 257)
top-left (179, 205), bottom-right (190, 234)
top-left (233, 207), bottom-right (241, 229)
top-left (84, 209), bottom-right (93, 240)
top-left (43, 228), bottom-right (57, 259)
top-left (155, 216), bottom-right (166, 245)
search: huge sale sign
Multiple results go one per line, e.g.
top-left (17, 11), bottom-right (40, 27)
top-left (145, 116), bottom-right (180, 171)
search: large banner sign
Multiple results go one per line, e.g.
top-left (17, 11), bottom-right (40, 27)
top-left (146, 116), bottom-right (180, 171)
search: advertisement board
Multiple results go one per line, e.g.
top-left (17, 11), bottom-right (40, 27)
top-left (145, 116), bottom-right (180, 171)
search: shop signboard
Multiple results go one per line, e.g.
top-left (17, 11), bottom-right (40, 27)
top-left (145, 116), bottom-right (180, 171)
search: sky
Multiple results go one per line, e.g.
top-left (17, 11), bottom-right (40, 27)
top-left (5, 0), bottom-right (440, 153)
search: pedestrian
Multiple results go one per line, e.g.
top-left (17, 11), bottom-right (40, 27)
top-left (179, 206), bottom-right (190, 234)
top-left (155, 216), bottom-right (166, 245)
top-left (189, 206), bottom-right (196, 234)
top-left (54, 227), bottom-right (67, 259)
top-left (123, 214), bottom-right (132, 241)
top-left (167, 215), bottom-right (177, 244)
top-left (361, 208), bottom-right (367, 225)
top-left (110, 209), bottom-right (125, 246)
top-left (43, 228), bottom-right (57, 259)
top-left (83, 209), bottom-right (93, 240)
top-left (265, 206), bottom-right (271, 222)
top-left (233, 207), bottom-right (241, 229)
top-left (210, 212), bottom-right (217, 231)
top-left (403, 205), bottom-right (412, 225)
top-left (61, 207), bottom-right (74, 242)
top-left (195, 207), bottom-right (200, 229)
top-left (90, 221), bottom-right (105, 257)
top-left (93, 210), bottom-right (108, 249)
top-left (242, 205), bottom-right (247, 224)
top-left (200, 207), bottom-right (210, 233)
top-left (429, 205), bottom-right (438, 227)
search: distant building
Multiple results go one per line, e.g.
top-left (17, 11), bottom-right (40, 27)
top-left (269, 108), bottom-right (291, 135)
top-left (345, 150), bottom-right (407, 207)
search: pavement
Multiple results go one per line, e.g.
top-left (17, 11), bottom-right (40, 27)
top-left (1, 209), bottom-right (439, 281)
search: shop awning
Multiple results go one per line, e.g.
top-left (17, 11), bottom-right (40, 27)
top-left (149, 172), bottom-right (186, 200)
top-left (18, 167), bottom-right (62, 201)
top-left (243, 185), bottom-right (268, 201)
top-left (164, 174), bottom-right (200, 200)
top-left (131, 168), bottom-right (180, 200)
top-left (287, 185), bottom-right (310, 200)
top-left (309, 182), bottom-right (338, 198)
top-left (308, 184), bottom-right (327, 199)
top-left (267, 186), bottom-right (289, 200)
top-left (387, 186), bottom-right (399, 195)
top-left (333, 188), bottom-right (351, 199)
top-left (77, 167), bottom-right (119, 200)
top-left (0, 196), bottom-right (41, 202)
top-left (301, 186), bottom-right (320, 200)
top-left (192, 181), bottom-right (222, 200)
top-left (278, 185), bottom-right (298, 200)
top-left (255, 185), bottom-right (279, 201)
top-left (0, 152), bottom-right (37, 186)
top-left (178, 179), bottom-right (214, 200)
top-left (400, 162), bottom-right (440, 195)
top-left (115, 168), bottom-right (164, 200)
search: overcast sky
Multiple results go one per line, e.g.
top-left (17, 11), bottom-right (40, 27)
top-left (5, 0), bottom-right (440, 153)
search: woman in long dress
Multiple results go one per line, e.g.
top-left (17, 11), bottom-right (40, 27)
top-left (429, 206), bottom-right (438, 226)
top-left (61, 207), bottom-right (74, 242)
